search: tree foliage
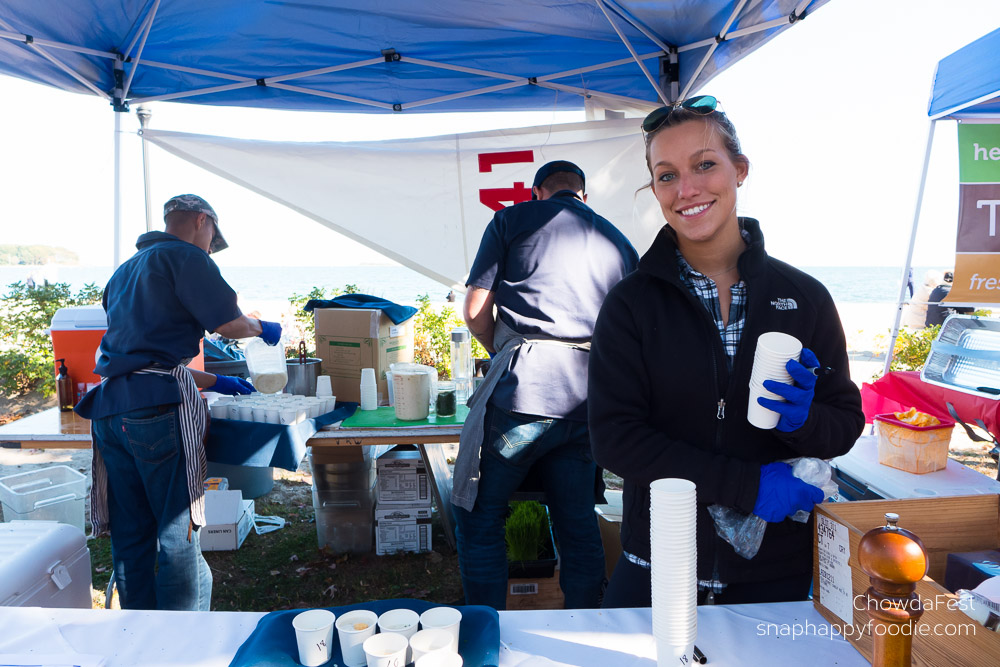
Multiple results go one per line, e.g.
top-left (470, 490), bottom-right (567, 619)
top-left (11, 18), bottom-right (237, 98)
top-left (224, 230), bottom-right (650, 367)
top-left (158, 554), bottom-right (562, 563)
top-left (412, 294), bottom-right (487, 377)
top-left (287, 284), bottom-right (359, 356)
top-left (0, 281), bottom-right (103, 396)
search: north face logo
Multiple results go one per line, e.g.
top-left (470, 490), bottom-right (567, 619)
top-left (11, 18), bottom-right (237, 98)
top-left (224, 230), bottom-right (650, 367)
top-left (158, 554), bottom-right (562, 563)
top-left (771, 298), bottom-right (798, 311)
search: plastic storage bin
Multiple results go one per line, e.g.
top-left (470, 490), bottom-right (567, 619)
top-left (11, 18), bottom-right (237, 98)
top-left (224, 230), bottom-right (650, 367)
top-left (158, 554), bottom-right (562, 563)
top-left (873, 413), bottom-right (955, 474)
top-left (0, 465), bottom-right (87, 532)
top-left (0, 521), bottom-right (92, 608)
top-left (313, 486), bottom-right (375, 554)
top-left (205, 461), bottom-right (274, 499)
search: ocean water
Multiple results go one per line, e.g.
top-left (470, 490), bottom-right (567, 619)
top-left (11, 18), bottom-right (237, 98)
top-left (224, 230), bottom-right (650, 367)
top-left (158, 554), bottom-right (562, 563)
top-left (0, 264), bottom-right (942, 306)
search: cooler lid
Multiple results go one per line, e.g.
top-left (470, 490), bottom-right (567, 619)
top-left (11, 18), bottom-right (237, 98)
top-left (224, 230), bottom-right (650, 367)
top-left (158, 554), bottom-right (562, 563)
top-left (50, 305), bottom-right (107, 330)
top-left (0, 521), bottom-right (87, 602)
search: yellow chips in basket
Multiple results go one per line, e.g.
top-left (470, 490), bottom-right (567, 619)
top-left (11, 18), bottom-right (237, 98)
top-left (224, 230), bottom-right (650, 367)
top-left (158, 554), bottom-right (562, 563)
top-left (893, 407), bottom-right (941, 427)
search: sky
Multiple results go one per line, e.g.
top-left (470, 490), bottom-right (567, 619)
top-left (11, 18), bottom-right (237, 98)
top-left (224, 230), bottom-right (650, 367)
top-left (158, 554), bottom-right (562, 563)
top-left (1, 0), bottom-right (1000, 272)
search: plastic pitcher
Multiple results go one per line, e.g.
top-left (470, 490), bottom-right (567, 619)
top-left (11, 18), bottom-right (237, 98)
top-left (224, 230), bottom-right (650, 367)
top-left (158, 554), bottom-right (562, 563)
top-left (244, 338), bottom-right (288, 393)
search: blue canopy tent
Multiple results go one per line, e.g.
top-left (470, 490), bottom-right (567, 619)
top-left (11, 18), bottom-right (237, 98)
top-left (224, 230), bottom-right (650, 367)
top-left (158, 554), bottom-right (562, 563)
top-left (0, 0), bottom-right (827, 264)
top-left (885, 26), bottom-right (1000, 372)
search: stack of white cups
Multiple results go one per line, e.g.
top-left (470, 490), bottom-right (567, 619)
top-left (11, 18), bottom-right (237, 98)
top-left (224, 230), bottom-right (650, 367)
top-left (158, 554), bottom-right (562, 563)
top-left (650, 478), bottom-right (697, 667)
top-left (360, 368), bottom-right (378, 411)
top-left (747, 332), bottom-right (802, 429)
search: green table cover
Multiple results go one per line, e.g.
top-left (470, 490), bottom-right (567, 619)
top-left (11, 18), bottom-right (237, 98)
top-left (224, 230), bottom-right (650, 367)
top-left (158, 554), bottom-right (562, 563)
top-left (340, 404), bottom-right (469, 428)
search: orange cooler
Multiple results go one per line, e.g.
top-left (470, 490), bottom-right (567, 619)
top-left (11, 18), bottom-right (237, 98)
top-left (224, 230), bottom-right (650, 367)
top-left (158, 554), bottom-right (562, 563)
top-left (50, 306), bottom-right (205, 392)
top-left (49, 305), bottom-right (107, 388)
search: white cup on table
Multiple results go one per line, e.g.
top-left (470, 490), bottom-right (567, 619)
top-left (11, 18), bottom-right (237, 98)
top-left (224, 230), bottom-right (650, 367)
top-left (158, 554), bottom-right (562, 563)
top-left (409, 628), bottom-right (455, 662)
top-left (336, 609), bottom-right (378, 667)
top-left (418, 607), bottom-right (461, 653)
top-left (291, 609), bottom-right (336, 667)
top-left (363, 632), bottom-right (408, 667)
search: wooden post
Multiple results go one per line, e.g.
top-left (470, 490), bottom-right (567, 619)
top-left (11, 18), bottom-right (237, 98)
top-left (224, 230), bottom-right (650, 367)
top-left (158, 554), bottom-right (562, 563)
top-left (857, 512), bottom-right (929, 667)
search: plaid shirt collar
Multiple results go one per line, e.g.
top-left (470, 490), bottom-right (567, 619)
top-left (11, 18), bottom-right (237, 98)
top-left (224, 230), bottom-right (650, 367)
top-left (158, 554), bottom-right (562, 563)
top-left (675, 239), bottom-right (749, 368)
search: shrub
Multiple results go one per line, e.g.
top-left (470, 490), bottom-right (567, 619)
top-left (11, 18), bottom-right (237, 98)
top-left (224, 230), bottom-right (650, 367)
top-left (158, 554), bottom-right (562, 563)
top-left (412, 294), bottom-right (487, 377)
top-left (287, 284), bottom-right (358, 356)
top-left (0, 281), bottom-right (103, 396)
top-left (887, 325), bottom-right (940, 373)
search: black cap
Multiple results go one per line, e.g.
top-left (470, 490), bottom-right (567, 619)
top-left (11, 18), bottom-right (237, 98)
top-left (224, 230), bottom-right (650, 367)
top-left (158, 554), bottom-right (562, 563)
top-left (531, 160), bottom-right (586, 200)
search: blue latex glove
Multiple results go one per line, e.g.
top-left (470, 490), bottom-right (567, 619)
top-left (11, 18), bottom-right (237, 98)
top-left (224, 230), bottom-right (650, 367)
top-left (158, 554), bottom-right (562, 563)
top-left (758, 347), bottom-right (819, 432)
top-left (753, 461), bottom-right (825, 523)
top-left (208, 374), bottom-right (254, 395)
top-left (258, 319), bottom-right (282, 346)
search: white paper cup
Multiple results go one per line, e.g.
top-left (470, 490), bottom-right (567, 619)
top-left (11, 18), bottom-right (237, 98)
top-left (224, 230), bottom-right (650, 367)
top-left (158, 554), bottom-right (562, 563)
top-left (415, 652), bottom-right (463, 667)
top-left (316, 375), bottom-right (333, 397)
top-left (212, 396), bottom-right (234, 406)
top-left (362, 632), bottom-right (408, 667)
top-left (419, 607), bottom-right (461, 652)
top-left (210, 404), bottom-right (229, 420)
top-left (656, 639), bottom-right (694, 667)
top-left (250, 406), bottom-right (266, 423)
top-left (237, 405), bottom-right (254, 421)
top-left (265, 406), bottom-right (280, 424)
top-left (323, 397), bottom-right (337, 414)
top-left (378, 608), bottom-right (420, 639)
top-left (336, 610), bottom-right (379, 667)
top-left (747, 393), bottom-right (781, 429)
top-left (279, 408), bottom-right (297, 425)
top-left (292, 609), bottom-right (336, 667)
top-left (409, 628), bottom-right (455, 662)
top-left (756, 331), bottom-right (802, 357)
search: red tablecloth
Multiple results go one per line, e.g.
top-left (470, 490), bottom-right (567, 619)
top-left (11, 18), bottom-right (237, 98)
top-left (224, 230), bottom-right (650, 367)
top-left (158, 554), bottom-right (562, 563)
top-left (861, 371), bottom-right (1000, 438)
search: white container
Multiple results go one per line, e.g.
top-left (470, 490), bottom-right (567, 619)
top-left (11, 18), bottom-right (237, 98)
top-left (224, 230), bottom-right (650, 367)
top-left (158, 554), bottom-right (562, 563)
top-left (376, 449), bottom-right (431, 506)
top-left (376, 505), bottom-right (433, 556)
top-left (0, 521), bottom-right (92, 608)
top-left (244, 337), bottom-right (288, 394)
top-left (293, 609), bottom-right (336, 667)
top-left (393, 371), bottom-right (430, 421)
top-left (0, 465), bottom-right (87, 532)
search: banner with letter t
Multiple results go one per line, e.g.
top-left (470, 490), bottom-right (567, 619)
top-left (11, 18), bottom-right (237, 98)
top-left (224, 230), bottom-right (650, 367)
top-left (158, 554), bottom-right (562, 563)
top-left (950, 123), bottom-right (1000, 304)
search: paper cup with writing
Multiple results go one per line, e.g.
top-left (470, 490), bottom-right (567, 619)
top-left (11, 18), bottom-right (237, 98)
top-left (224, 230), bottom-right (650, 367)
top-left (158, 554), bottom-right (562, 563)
top-left (291, 609), bottom-right (335, 667)
top-left (363, 632), bottom-right (408, 667)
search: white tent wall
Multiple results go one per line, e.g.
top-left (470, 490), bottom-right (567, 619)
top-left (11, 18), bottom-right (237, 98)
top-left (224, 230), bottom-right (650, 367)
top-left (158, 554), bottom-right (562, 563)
top-left (142, 119), bottom-right (664, 288)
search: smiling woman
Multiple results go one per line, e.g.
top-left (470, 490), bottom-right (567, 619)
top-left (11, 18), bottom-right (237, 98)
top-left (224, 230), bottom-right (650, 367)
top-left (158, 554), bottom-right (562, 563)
top-left (586, 97), bottom-right (866, 610)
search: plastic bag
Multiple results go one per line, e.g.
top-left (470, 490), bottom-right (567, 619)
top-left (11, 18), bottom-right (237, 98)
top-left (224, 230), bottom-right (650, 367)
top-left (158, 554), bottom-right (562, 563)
top-left (708, 457), bottom-right (836, 559)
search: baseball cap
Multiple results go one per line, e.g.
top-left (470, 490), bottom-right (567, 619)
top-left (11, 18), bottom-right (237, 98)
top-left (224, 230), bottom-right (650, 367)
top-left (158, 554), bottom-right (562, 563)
top-left (531, 160), bottom-right (586, 200)
top-left (163, 194), bottom-right (228, 253)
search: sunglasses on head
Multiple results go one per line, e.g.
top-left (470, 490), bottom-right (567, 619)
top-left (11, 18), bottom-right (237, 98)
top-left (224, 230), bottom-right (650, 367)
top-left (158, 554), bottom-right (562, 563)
top-left (642, 95), bottom-right (719, 134)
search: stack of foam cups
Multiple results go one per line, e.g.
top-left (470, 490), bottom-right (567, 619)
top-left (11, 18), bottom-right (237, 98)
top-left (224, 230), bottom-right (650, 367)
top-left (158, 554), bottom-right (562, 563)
top-left (650, 478), bottom-right (697, 666)
top-left (747, 331), bottom-right (802, 430)
top-left (359, 368), bottom-right (378, 411)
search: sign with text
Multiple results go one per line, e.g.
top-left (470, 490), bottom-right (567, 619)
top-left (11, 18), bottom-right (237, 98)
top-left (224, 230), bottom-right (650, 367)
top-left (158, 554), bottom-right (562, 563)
top-left (949, 123), bottom-right (1000, 304)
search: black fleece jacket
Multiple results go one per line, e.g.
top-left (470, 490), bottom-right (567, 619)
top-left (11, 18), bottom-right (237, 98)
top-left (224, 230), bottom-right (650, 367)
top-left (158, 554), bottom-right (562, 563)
top-left (588, 218), bottom-right (864, 584)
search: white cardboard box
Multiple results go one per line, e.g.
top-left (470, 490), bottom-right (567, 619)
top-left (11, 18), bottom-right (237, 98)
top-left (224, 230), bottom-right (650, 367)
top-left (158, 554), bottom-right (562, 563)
top-left (0, 520), bottom-right (92, 608)
top-left (375, 505), bottom-right (433, 555)
top-left (201, 490), bottom-right (254, 551)
top-left (376, 449), bottom-right (431, 505)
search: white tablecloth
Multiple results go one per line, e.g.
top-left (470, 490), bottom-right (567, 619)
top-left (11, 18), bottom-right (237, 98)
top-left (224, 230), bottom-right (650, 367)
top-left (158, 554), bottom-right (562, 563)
top-left (0, 602), bottom-right (868, 666)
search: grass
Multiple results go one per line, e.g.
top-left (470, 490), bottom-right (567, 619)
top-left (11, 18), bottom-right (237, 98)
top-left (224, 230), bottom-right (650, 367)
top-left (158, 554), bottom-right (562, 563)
top-left (90, 478), bottom-right (464, 611)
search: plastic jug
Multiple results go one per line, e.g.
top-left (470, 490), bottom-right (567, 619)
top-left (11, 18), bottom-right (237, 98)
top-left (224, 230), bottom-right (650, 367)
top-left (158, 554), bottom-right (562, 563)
top-left (244, 338), bottom-right (288, 393)
top-left (450, 327), bottom-right (474, 403)
top-left (390, 363), bottom-right (437, 418)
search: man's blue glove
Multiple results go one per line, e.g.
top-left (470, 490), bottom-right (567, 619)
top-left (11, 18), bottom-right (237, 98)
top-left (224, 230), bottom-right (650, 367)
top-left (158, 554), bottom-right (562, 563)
top-left (258, 319), bottom-right (282, 346)
top-left (208, 374), bottom-right (254, 395)
top-left (753, 461), bottom-right (825, 523)
top-left (758, 347), bottom-right (819, 432)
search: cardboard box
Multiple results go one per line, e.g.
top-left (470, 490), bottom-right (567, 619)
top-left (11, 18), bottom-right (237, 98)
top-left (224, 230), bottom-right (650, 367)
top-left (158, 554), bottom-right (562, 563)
top-left (314, 308), bottom-right (414, 403)
top-left (377, 448), bottom-right (431, 505)
top-left (813, 496), bottom-right (1000, 666)
top-left (375, 505), bottom-right (432, 555)
top-left (201, 490), bottom-right (254, 551)
top-left (506, 566), bottom-right (565, 610)
top-left (595, 490), bottom-right (623, 580)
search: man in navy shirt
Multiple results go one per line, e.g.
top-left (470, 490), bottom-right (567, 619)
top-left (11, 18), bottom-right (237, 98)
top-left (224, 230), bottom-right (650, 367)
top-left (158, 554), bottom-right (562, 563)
top-left (452, 161), bottom-right (638, 609)
top-left (77, 194), bottom-right (281, 611)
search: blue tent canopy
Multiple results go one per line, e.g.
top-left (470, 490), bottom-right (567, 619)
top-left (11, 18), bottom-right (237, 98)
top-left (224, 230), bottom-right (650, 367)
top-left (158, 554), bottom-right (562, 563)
top-left (928, 26), bottom-right (1000, 120)
top-left (0, 0), bottom-right (827, 113)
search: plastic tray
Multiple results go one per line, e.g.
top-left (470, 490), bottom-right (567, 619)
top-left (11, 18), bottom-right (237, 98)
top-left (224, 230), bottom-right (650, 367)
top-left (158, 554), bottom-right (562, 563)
top-left (922, 315), bottom-right (1000, 400)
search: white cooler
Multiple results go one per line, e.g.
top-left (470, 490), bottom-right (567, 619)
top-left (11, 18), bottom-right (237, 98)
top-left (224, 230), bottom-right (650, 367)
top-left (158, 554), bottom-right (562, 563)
top-left (0, 521), bottom-right (92, 608)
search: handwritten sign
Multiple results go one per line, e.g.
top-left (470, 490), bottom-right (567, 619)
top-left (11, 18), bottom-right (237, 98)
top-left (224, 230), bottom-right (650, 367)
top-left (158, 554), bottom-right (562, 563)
top-left (817, 514), bottom-right (854, 626)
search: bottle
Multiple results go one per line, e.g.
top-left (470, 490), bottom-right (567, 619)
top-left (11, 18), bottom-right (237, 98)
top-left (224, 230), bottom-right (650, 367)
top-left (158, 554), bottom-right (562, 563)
top-left (55, 358), bottom-right (74, 411)
top-left (450, 327), bottom-right (474, 404)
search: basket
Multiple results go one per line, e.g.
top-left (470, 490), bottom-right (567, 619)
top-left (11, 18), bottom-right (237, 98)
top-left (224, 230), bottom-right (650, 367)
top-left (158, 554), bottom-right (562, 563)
top-left (873, 412), bottom-right (955, 474)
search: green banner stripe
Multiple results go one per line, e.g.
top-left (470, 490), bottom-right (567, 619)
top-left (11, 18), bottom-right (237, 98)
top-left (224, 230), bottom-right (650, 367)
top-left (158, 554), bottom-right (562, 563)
top-left (386, 344), bottom-right (408, 353)
top-left (329, 341), bottom-right (360, 348)
top-left (958, 124), bottom-right (1000, 183)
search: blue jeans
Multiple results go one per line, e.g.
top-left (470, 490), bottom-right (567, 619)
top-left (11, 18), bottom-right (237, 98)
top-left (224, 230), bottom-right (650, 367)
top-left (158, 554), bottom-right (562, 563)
top-left (92, 404), bottom-right (212, 610)
top-left (453, 406), bottom-right (605, 610)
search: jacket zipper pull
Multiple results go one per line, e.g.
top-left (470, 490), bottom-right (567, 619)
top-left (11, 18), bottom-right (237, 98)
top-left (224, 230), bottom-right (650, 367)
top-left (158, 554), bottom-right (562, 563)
top-left (716, 399), bottom-right (726, 420)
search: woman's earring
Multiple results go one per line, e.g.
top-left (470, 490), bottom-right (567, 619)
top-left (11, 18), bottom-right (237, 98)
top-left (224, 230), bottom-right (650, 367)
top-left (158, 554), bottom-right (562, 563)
top-left (737, 181), bottom-right (743, 187)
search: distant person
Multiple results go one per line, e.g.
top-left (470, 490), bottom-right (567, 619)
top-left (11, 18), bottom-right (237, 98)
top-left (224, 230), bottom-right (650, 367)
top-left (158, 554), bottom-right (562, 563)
top-left (452, 160), bottom-right (639, 610)
top-left (75, 194), bottom-right (283, 611)
top-left (925, 271), bottom-right (973, 327)
top-left (446, 290), bottom-right (456, 303)
top-left (588, 96), bottom-right (864, 608)
top-left (900, 269), bottom-right (944, 329)
top-left (907, 267), bottom-right (914, 298)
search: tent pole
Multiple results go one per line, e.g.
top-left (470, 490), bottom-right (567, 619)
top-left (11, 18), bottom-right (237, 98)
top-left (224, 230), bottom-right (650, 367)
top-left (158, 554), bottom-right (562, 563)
top-left (113, 110), bottom-right (123, 268)
top-left (137, 107), bottom-right (153, 232)
top-left (882, 119), bottom-right (937, 377)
